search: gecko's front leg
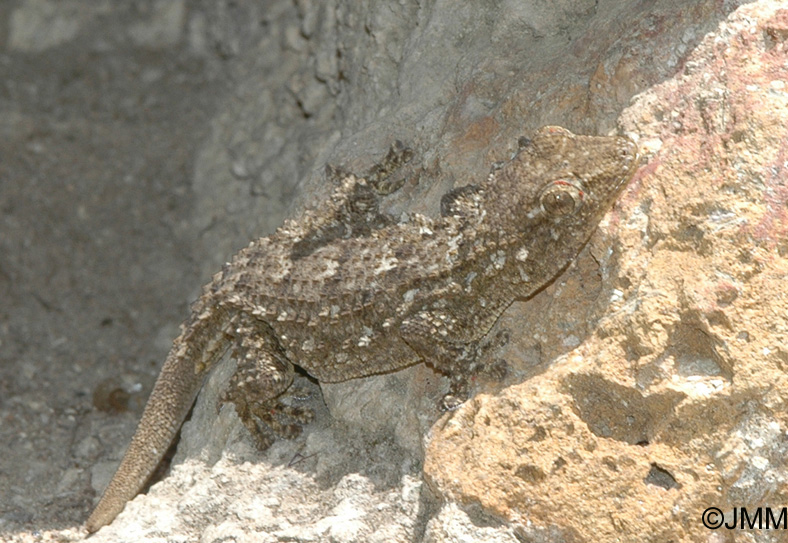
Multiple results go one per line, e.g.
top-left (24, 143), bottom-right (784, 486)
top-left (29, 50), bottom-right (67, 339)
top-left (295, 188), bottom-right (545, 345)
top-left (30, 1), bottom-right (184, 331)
top-left (400, 309), bottom-right (509, 411)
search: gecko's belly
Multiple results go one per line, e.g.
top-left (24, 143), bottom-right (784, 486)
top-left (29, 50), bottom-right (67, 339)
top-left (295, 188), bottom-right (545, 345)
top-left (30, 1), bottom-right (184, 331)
top-left (269, 313), bottom-right (421, 382)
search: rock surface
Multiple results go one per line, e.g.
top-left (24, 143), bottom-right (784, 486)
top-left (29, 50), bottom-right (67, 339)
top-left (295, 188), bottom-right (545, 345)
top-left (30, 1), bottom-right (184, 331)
top-left (425, 2), bottom-right (788, 542)
top-left (1, 1), bottom-right (781, 542)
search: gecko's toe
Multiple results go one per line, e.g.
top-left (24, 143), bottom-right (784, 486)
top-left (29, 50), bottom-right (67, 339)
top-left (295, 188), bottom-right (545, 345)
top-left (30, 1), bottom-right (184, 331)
top-left (234, 398), bottom-right (316, 450)
top-left (439, 393), bottom-right (466, 412)
top-left (225, 387), bottom-right (315, 450)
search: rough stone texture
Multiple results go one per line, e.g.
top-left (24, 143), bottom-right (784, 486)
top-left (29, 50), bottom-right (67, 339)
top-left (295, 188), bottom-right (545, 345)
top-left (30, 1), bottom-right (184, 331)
top-left (425, 2), bottom-right (788, 542)
top-left (0, 0), bottom-right (771, 542)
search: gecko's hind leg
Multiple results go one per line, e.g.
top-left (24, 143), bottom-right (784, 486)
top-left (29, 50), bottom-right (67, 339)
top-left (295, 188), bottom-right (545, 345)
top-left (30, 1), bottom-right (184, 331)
top-left (222, 313), bottom-right (314, 449)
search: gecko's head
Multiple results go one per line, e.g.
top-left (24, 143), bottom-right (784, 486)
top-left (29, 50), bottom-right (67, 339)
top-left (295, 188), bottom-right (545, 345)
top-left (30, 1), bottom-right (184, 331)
top-left (500, 126), bottom-right (638, 239)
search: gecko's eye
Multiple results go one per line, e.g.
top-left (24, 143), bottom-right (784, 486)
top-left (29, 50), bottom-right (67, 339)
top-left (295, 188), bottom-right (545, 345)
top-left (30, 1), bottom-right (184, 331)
top-left (539, 179), bottom-right (585, 217)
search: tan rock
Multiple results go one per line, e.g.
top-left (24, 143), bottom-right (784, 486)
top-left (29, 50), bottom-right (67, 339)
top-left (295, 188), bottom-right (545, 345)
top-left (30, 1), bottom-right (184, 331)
top-left (424, 2), bottom-right (788, 541)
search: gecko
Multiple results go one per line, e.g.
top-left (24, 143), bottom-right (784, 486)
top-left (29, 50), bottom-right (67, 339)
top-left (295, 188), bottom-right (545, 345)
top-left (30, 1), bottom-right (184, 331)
top-left (85, 126), bottom-right (638, 532)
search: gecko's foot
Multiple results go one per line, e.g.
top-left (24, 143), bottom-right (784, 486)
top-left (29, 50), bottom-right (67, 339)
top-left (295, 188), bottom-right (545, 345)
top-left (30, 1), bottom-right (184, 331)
top-left (438, 331), bottom-right (510, 412)
top-left (225, 389), bottom-right (314, 450)
top-left (324, 140), bottom-right (413, 195)
top-left (440, 393), bottom-right (466, 412)
top-left (470, 329), bottom-right (510, 379)
top-left (242, 399), bottom-right (314, 450)
top-left (439, 376), bottom-right (470, 412)
top-left (325, 163), bottom-right (351, 185)
top-left (366, 140), bottom-right (414, 195)
top-left (483, 358), bottom-right (509, 381)
top-left (439, 359), bottom-right (507, 412)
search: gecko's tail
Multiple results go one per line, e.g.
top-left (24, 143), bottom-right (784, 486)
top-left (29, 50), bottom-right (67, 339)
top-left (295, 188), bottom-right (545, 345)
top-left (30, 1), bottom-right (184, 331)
top-left (85, 304), bottom-right (231, 533)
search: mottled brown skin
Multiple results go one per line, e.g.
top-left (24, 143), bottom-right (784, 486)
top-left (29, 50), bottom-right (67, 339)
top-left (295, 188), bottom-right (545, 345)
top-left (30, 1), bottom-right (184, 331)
top-left (86, 126), bottom-right (638, 532)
